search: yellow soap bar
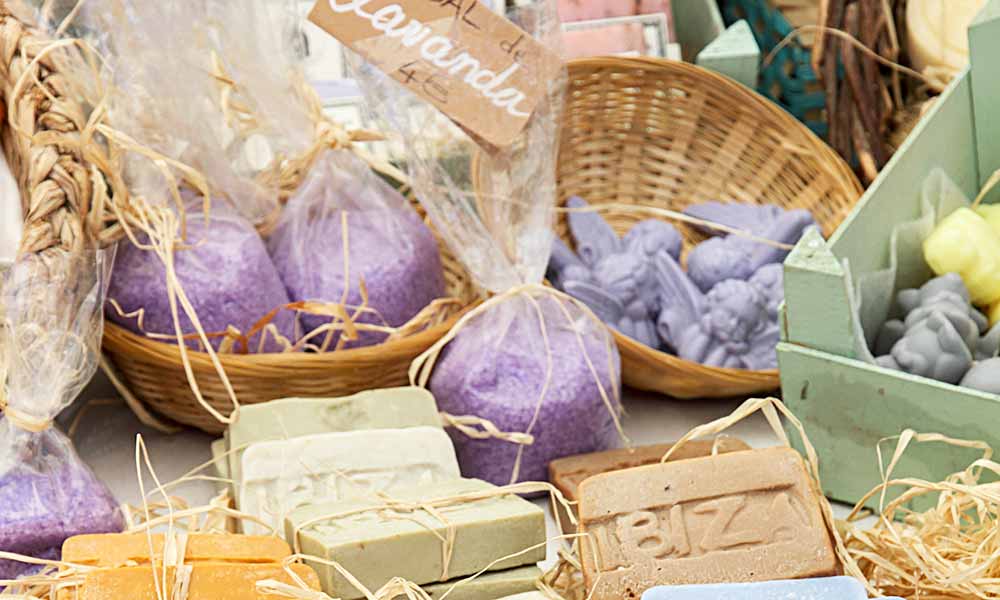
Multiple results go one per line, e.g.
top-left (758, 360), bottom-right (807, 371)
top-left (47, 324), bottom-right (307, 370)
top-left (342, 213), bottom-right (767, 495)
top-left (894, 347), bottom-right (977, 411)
top-left (62, 564), bottom-right (321, 600)
top-left (63, 534), bottom-right (292, 567)
top-left (924, 208), bottom-right (1000, 306)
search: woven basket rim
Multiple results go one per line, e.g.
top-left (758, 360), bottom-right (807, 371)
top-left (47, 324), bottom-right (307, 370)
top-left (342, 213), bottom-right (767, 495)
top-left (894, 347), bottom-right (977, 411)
top-left (102, 299), bottom-right (480, 367)
top-left (556, 56), bottom-right (861, 393)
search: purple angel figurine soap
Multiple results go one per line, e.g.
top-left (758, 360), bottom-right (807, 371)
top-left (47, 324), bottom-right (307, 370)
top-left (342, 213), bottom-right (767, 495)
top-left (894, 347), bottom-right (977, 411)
top-left (655, 250), bottom-right (779, 369)
top-left (686, 208), bottom-right (815, 292)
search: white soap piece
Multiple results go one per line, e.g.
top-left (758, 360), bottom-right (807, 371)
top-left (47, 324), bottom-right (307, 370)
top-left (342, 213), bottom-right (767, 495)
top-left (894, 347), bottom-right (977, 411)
top-left (239, 426), bottom-right (460, 535)
top-left (497, 594), bottom-right (546, 600)
top-left (0, 150), bottom-right (21, 268)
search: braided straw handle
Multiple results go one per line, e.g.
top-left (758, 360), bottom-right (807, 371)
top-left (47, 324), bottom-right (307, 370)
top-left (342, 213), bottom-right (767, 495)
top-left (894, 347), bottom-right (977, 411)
top-left (0, 7), bottom-right (121, 255)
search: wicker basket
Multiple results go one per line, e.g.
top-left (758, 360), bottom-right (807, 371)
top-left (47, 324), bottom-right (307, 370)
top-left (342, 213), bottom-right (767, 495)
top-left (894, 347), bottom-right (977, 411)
top-left (556, 57), bottom-right (863, 399)
top-left (102, 204), bottom-right (478, 434)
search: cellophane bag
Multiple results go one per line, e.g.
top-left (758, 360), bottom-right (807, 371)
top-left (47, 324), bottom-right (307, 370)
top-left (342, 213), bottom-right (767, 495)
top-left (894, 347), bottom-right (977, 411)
top-left (355, 0), bottom-right (624, 485)
top-left (85, 0), bottom-right (447, 353)
top-left (0, 248), bottom-right (123, 580)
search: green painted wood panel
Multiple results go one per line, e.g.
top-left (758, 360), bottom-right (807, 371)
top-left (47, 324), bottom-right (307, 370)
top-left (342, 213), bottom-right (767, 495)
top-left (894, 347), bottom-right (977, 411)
top-left (778, 343), bottom-right (999, 511)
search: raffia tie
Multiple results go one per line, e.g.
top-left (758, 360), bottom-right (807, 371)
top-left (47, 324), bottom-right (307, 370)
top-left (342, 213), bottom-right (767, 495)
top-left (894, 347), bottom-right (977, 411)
top-left (411, 283), bottom-right (628, 485)
top-left (0, 395), bottom-right (51, 433)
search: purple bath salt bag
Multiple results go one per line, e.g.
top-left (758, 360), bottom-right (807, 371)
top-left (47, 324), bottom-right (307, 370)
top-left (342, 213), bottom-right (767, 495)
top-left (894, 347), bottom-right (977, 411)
top-left (429, 291), bottom-right (622, 485)
top-left (1, 249), bottom-right (123, 583)
top-left (359, 0), bottom-right (624, 485)
top-left (267, 151), bottom-right (445, 349)
top-left (106, 201), bottom-right (295, 353)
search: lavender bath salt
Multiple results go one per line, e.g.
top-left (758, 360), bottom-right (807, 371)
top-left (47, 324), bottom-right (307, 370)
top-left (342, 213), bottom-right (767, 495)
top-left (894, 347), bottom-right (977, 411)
top-left (429, 293), bottom-right (622, 485)
top-left (0, 428), bottom-right (122, 581)
top-left (106, 203), bottom-right (294, 352)
top-left (267, 153), bottom-right (446, 348)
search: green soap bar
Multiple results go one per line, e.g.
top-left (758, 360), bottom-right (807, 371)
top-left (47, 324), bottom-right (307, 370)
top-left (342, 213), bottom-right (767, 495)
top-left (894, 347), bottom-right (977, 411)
top-left (412, 566), bottom-right (542, 600)
top-left (211, 438), bottom-right (229, 480)
top-left (225, 387), bottom-right (441, 488)
top-left (286, 479), bottom-right (546, 599)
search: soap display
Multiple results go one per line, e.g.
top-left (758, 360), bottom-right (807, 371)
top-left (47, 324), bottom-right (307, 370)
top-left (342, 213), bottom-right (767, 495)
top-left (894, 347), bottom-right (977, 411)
top-left (286, 478), bottom-right (546, 599)
top-left (548, 438), bottom-right (750, 530)
top-left (220, 388), bottom-right (442, 490)
top-left (641, 576), bottom-right (903, 599)
top-left (549, 197), bottom-right (815, 369)
top-left (239, 426), bottom-right (461, 535)
top-left (577, 447), bottom-right (837, 598)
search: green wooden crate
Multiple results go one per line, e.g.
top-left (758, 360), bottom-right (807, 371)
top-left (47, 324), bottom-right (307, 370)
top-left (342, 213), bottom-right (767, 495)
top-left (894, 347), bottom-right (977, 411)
top-left (778, 1), bottom-right (1000, 509)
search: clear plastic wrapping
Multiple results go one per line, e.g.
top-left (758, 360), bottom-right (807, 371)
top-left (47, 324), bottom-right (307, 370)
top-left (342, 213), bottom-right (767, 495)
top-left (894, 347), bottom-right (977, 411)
top-left (0, 248), bottom-right (123, 580)
top-left (82, 0), bottom-right (447, 354)
top-left (357, 0), bottom-right (624, 485)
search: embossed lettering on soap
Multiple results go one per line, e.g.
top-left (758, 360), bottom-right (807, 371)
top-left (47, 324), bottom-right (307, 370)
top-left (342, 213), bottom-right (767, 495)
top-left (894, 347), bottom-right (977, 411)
top-left (308, 0), bottom-right (562, 147)
top-left (576, 447), bottom-right (838, 596)
top-left (585, 489), bottom-right (814, 570)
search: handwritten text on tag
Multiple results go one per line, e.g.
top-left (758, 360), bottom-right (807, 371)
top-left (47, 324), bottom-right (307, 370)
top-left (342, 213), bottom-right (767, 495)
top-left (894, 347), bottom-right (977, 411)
top-left (309, 0), bottom-right (562, 147)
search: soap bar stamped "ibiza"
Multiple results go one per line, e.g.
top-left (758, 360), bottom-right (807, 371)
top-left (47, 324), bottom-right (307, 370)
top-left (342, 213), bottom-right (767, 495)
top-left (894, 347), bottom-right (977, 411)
top-left (578, 447), bottom-right (838, 599)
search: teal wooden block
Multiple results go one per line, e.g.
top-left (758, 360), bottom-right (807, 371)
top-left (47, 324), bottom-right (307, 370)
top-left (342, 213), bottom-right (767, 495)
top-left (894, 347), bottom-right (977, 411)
top-left (778, 0), bottom-right (1000, 509)
top-left (696, 20), bottom-right (760, 89)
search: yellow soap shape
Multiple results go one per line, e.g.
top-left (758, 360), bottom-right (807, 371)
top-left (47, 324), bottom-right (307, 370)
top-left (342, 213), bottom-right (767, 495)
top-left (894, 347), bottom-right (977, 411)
top-left (924, 208), bottom-right (1000, 306)
top-left (975, 204), bottom-right (1000, 235)
top-left (63, 564), bottom-right (320, 600)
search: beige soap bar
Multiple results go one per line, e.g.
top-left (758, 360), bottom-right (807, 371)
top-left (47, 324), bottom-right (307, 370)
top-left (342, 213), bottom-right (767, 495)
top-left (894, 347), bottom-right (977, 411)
top-left (286, 478), bottom-right (545, 599)
top-left (63, 564), bottom-right (321, 600)
top-left (224, 388), bottom-right (442, 489)
top-left (240, 426), bottom-right (460, 535)
top-left (62, 533), bottom-right (292, 566)
top-left (578, 447), bottom-right (838, 599)
top-left (550, 439), bottom-right (751, 506)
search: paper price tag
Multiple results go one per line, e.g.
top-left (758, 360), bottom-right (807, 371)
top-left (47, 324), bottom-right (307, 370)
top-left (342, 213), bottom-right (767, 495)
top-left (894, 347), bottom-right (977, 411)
top-left (308, 0), bottom-right (562, 147)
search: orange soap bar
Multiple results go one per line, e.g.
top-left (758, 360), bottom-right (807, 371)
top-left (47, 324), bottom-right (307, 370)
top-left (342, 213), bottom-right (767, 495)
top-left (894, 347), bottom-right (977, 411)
top-left (66, 564), bottom-right (320, 600)
top-left (578, 447), bottom-right (838, 599)
top-left (62, 533), bottom-right (292, 567)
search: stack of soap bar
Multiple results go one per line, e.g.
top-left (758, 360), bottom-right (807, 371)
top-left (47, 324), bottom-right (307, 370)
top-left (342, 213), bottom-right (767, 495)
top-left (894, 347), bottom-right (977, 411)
top-left (548, 438), bottom-right (750, 531)
top-left (286, 478), bottom-right (546, 599)
top-left (399, 565), bottom-right (542, 600)
top-left (641, 576), bottom-right (903, 599)
top-left (578, 447), bottom-right (837, 599)
top-left (59, 532), bottom-right (321, 600)
top-left (220, 388), bottom-right (442, 492)
top-left (240, 426), bottom-right (460, 535)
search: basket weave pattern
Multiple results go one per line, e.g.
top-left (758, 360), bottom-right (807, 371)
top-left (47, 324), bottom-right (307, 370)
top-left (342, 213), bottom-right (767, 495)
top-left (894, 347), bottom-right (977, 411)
top-left (556, 57), bottom-right (862, 399)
